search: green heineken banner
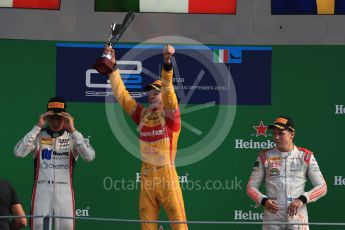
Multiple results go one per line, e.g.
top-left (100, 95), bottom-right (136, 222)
top-left (0, 39), bottom-right (344, 229)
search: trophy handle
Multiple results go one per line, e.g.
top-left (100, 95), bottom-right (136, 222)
top-left (122, 12), bottom-right (135, 29)
top-left (107, 13), bottom-right (135, 46)
top-left (114, 12), bottom-right (135, 43)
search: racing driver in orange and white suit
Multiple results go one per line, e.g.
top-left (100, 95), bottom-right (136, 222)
top-left (247, 116), bottom-right (327, 230)
top-left (104, 44), bottom-right (188, 230)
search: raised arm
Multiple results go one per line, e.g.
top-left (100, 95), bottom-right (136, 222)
top-left (14, 111), bottom-right (52, 158)
top-left (71, 131), bottom-right (95, 162)
top-left (161, 45), bottom-right (178, 112)
top-left (14, 126), bottom-right (40, 158)
top-left (59, 112), bottom-right (95, 162)
top-left (161, 45), bottom-right (180, 132)
top-left (106, 47), bottom-right (143, 125)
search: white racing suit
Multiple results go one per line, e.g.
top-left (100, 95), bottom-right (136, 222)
top-left (14, 126), bottom-right (95, 230)
top-left (247, 146), bottom-right (327, 230)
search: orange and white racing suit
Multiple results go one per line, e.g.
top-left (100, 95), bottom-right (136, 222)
top-left (247, 146), bottom-right (327, 230)
top-left (109, 63), bottom-right (188, 230)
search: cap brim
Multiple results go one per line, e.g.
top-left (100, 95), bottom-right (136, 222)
top-left (144, 84), bottom-right (161, 92)
top-left (48, 108), bottom-right (66, 114)
top-left (268, 123), bottom-right (295, 131)
top-left (268, 124), bottom-right (286, 130)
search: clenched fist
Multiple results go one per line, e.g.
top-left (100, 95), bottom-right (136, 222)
top-left (163, 44), bottom-right (175, 64)
top-left (103, 46), bottom-right (116, 65)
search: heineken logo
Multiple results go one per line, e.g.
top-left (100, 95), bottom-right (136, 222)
top-left (234, 210), bottom-right (263, 221)
top-left (234, 121), bottom-right (274, 149)
top-left (253, 121), bottom-right (268, 137)
top-left (235, 139), bottom-right (275, 149)
top-left (335, 105), bottom-right (345, 114)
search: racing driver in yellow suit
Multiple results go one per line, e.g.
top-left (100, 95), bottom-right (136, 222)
top-left (104, 44), bottom-right (188, 230)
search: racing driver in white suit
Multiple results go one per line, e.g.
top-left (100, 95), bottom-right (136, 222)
top-left (247, 116), bottom-right (327, 230)
top-left (14, 97), bottom-right (95, 230)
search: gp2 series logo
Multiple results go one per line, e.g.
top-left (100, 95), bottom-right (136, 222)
top-left (85, 61), bottom-right (143, 98)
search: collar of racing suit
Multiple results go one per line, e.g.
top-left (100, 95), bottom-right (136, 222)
top-left (44, 127), bottom-right (67, 138)
top-left (276, 144), bottom-right (295, 158)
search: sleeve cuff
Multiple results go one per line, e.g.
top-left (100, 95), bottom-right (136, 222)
top-left (113, 63), bottom-right (118, 71)
top-left (298, 195), bottom-right (308, 204)
top-left (163, 63), bottom-right (173, 71)
top-left (261, 197), bottom-right (268, 206)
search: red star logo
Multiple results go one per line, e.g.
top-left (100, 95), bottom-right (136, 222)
top-left (159, 226), bottom-right (164, 230)
top-left (253, 121), bottom-right (268, 137)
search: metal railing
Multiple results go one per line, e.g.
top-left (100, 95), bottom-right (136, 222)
top-left (2, 215), bottom-right (345, 229)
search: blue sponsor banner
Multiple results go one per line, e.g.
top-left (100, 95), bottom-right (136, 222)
top-left (272, 0), bottom-right (317, 14)
top-left (56, 43), bottom-right (272, 105)
top-left (272, 0), bottom-right (345, 14)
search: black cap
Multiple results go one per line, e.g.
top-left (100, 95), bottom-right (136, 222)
top-left (47, 97), bottom-right (67, 114)
top-left (268, 116), bottom-right (295, 132)
top-left (143, 79), bottom-right (161, 92)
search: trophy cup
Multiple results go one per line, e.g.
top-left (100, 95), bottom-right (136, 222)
top-left (93, 12), bottom-right (135, 75)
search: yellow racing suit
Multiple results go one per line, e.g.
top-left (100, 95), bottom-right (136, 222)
top-left (109, 63), bottom-right (188, 230)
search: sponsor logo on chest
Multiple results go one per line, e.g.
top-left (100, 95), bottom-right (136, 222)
top-left (41, 149), bottom-right (70, 160)
top-left (140, 129), bottom-right (165, 137)
top-left (268, 156), bottom-right (282, 176)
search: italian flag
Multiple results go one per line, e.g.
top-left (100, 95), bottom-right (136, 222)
top-left (95, 0), bottom-right (237, 14)
top-left (213, 49), bottom-right (229, 63)
top-left (0, 0), bottom-right (60, 9)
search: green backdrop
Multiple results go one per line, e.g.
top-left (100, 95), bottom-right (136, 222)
top-left (0, 39), bottom-right (344, 229)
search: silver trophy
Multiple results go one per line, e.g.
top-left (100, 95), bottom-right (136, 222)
top-left (94, 12), bottom-right (135, 75)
